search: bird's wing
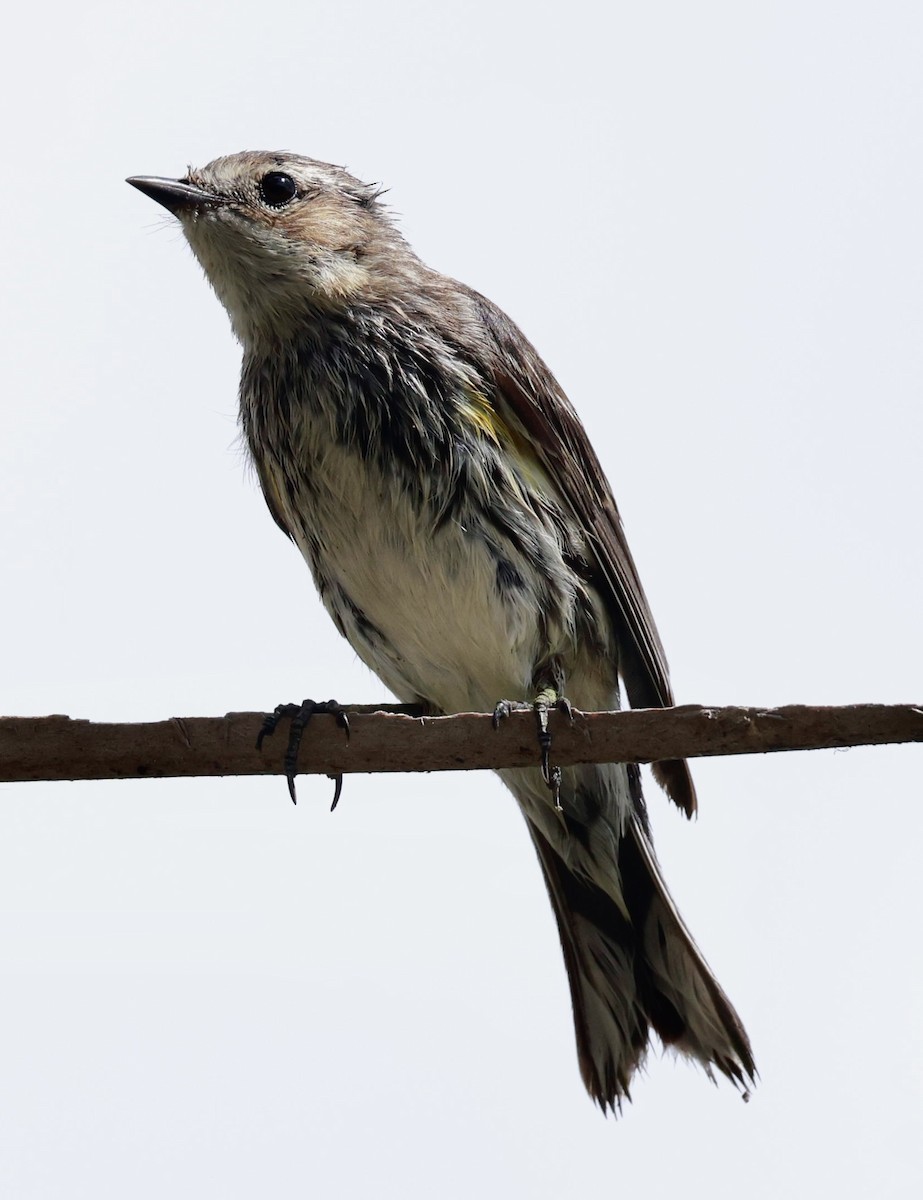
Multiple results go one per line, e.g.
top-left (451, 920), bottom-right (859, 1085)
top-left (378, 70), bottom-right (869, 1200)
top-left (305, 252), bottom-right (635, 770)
top-left (465, 286), bottom-right (697, 816)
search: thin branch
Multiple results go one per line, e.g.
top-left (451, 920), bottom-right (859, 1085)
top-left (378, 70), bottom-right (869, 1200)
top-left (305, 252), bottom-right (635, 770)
top-left (0, 703), bottom-right (920, 785)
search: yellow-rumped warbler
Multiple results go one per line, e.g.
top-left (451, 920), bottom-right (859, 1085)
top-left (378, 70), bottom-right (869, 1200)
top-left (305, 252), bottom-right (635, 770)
top-left (128, 153), bottom-right (754, 1112)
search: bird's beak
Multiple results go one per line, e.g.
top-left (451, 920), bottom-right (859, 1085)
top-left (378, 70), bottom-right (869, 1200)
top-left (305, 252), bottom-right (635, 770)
top-left (126, 176), bottom-right (222, 214)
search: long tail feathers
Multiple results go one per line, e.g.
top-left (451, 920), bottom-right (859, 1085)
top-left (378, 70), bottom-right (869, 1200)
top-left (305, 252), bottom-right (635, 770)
top-left (528, 818), bottom-right (755, 1113)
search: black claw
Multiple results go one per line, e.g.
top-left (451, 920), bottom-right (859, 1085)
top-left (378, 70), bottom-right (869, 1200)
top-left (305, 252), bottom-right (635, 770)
top-left (330, 773), bottom-right (344, 811)
top-left (537, 708), bottom-right (553, 786)
top-left (492, 699), bottom-right (530, 730)
top-left (334, 707), bottom-right (351, 743)
top-left (256, 699), bottom-right (349, 805)
top-left (257, 703), bottom-right (295, 752)
top-left (492, 691), bottom-right (571, 808)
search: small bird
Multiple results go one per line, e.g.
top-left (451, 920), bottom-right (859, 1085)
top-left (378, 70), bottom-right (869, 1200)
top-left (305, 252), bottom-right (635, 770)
top-left (128, 153), bottom-right (755, 1111)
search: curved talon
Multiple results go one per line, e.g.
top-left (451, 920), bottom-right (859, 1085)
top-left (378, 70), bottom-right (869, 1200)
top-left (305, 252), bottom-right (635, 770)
top-left (492, 690), bottom-right (572, 811)
top-left (492, 699), bottom-right (529, 729)
top-left (257, 703), bottom-right (293, 751)
top-left (533, 692), bottom-right (574, 806)
top-left (256, 698), bottom-right (349, 805)
top-left (536, 704), bottom-right (553, 785)
top-left (333, 706), bottom-right (351, 743)
top-left (329, 773), bottom-right (344, 811)
top-left (284, 704), bottom-right (313, 797)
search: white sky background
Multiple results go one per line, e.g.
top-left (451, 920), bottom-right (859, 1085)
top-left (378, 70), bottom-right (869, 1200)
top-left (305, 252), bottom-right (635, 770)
top-left (1, 1), bottom-right (921, 1195)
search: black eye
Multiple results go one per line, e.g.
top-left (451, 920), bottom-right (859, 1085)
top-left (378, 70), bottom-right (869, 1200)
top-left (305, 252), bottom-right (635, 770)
top-left (258, 171), bottom-right (298, 208)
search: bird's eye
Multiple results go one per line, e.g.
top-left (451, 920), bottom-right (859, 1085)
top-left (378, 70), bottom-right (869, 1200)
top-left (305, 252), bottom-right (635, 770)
top-left (258, 171), bottom-right (299, 208)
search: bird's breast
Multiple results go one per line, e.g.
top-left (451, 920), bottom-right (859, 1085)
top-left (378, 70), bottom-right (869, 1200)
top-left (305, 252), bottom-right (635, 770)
top-left (240, 346), bottom-right (615, 713)
top-left (246, 417), bottom-right (612, 711)
top-left (285, 441), bottom-right (552, 707)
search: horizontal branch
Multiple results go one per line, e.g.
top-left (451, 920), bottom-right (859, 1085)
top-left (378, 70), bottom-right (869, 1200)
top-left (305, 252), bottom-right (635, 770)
top-left (0, 703), bottom-right (920, 785)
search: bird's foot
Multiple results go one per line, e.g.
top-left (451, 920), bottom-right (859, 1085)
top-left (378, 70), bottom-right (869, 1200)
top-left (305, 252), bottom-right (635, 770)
top-left (256, 698), bottom-right (350, 808)
top-left (493, 688), bottom-right (574, 812)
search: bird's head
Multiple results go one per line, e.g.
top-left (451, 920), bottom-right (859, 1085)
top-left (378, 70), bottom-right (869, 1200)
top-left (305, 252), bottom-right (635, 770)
top-left (128, 152), bottom-right (410, 344)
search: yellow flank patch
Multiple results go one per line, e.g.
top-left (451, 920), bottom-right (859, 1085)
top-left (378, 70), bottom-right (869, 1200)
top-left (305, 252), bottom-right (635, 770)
top-left (459, 386), bottom-right (551, 494)
top-left (460, 386), bottom-right (505, 444)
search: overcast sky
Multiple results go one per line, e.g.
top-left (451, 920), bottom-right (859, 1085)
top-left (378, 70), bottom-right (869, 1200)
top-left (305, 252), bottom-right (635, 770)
top-left (2, 2), bottom-right (921, 1196)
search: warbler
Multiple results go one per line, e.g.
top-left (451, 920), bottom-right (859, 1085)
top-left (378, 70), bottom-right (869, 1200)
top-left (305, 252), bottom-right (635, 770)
top-left (128, 153), bottom-right (755, 1112)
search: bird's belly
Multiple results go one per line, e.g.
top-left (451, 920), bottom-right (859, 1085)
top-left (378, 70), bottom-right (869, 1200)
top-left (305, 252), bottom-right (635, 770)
top-left (311, 498), bottom-right (542, 710)
top-left (276, 443), bottom-right (577, 712)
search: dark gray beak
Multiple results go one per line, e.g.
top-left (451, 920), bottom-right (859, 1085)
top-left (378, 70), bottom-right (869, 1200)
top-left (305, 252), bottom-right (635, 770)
top-left (126, 176), bottom-right (221, 214)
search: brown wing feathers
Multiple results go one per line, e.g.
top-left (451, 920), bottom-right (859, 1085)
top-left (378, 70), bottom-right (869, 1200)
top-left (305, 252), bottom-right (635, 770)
top-left (470, 290), bottom-right (697, 817)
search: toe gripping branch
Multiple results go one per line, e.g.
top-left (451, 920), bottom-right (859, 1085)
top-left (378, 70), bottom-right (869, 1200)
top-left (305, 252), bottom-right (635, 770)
top-left (256, 699), bottom-right (351, 808)
top-left (492, 689), bottom-right (574, 812)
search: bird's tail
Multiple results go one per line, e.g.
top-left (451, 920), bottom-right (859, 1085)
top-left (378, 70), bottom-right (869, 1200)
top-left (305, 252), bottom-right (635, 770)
top-left (528, 801), bottom-right (755, 1112)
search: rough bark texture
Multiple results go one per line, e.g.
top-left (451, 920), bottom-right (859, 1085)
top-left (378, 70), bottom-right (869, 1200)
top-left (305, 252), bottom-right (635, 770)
top-left (0, 703), bottom-right (920, 785)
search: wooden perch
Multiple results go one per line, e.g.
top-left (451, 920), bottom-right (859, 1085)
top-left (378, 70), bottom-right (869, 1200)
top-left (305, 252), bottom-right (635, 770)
top-left (0, 703), bottom-right (920, 785)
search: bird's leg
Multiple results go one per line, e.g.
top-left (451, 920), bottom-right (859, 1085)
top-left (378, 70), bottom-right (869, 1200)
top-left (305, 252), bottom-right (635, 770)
top-left (493, 687), bottom-right (575, 813)
top-left (533, 687), bottom-right (575, 812)
top-left (256, 699), bottom-right (350, 807)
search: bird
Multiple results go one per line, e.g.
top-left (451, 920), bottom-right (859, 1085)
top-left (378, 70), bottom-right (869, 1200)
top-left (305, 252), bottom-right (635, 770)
top-left (127, 152), bottom-right (755, 1112)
